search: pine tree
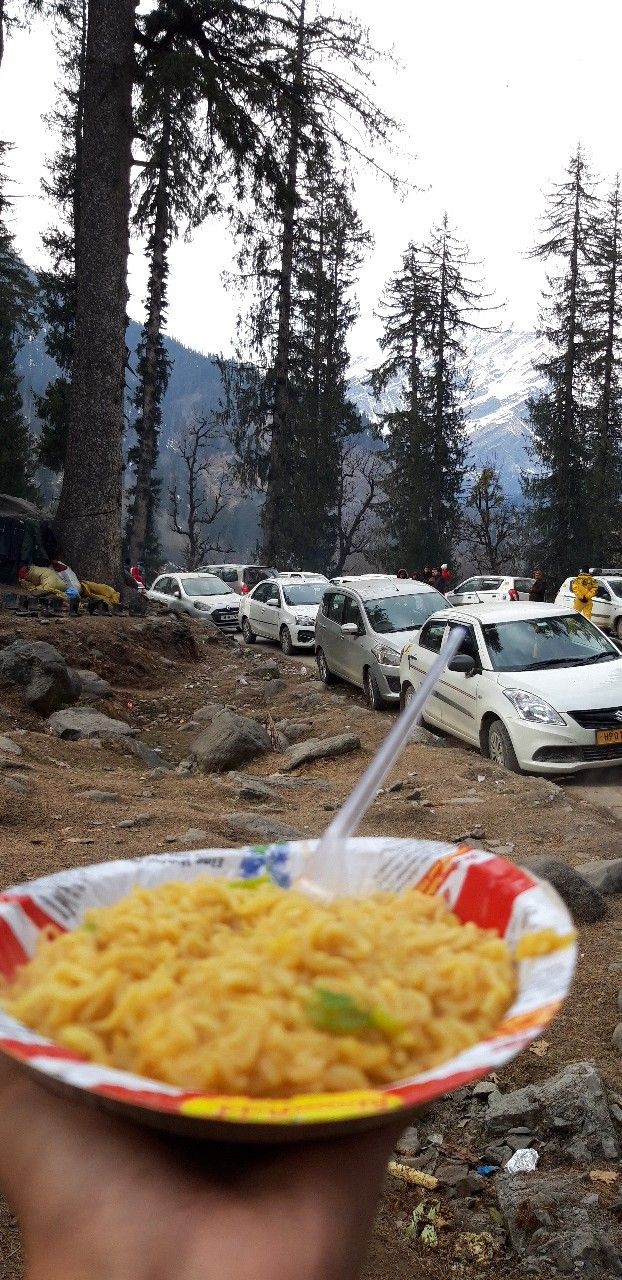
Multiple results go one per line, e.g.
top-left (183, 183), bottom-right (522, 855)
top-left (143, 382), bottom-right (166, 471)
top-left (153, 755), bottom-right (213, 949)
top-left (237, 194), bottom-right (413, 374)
top-left (523, 148), bottom-right (597, 575)
top-left (372, 218), bottom-right (486, 568)
top-left (52, 0), bottom-right (136, 582)
top-left (35, 0), bottom-right (87, 472)
top-left (0, 144), bottom-right (38, 500)
top-left (585, 178), bottom-right (622, 562)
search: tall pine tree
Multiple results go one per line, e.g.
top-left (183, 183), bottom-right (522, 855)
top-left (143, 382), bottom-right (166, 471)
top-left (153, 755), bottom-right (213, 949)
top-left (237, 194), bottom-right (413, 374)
top-left (0, 145), bottom-right (38, 500)
top-left (586, 177), bottom-right (622, 563)
top-left (523, 148), bottom-right (597, 575)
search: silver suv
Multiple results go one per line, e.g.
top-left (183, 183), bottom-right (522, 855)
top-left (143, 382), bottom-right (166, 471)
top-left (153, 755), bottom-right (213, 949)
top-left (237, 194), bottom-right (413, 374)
top-left (315, 579), bottom-right (448, 710)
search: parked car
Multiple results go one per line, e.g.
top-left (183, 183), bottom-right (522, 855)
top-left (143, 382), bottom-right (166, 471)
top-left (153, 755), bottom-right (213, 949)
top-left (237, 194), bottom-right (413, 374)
top-left (276, 571), bottom-right (329, 584)
top-left (201, 563), bottom-right (278, 595)
top-left (315, 579), bottom-right (447, 709)
top-left (146, 572), bottom-right (240, 633)
top-left (399, 601), bottom-right (622, 774)
top-left (555, 572), bottom-right (622, 637)
top-left (329, 574), bottom-right (398, 585)
top-left (445, 574), bottom-right (534, 606)
top-left (239, 576), bottom-right (325, 653)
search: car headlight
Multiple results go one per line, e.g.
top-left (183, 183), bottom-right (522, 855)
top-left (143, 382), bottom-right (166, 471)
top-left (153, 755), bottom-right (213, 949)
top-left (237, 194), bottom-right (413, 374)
top-left (502, 689), bottom-right (565, 725)
top-left (371, 642), bottom-right (401, 666)
top-left (295, 615), bottom-right (314, 626)
top-left (193, 601), bottom-right (212, 612)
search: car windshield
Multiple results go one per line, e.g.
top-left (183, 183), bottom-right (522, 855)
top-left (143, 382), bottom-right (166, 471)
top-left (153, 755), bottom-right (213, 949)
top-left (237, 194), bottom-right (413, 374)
top-left (605, 579), bottom-right (622, 598)
top-left (182, 576), bottom-right (233, 597)
top-left (364, 590), bottom-right (447, 634)
top-left (282, 584), bottom-right (323, 606)
top-left (481, 614), bottom-right (619, 671)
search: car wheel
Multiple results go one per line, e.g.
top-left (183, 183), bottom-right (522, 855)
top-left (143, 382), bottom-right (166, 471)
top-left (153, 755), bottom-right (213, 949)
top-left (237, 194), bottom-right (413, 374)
top-left (241, 617), bottom-right (256, 644)
top-left (615, 617), bottom-right (622, 640)
top-left (316, 648), bottom-right (334, 685)
top-left (487, 718), bottom-right (520, 773)
top-left (364, 667), bottom-right (386, 712)
top-left (280, 626), bottom-right (294, 655)
top-left (399, 682), bottom-right (416, 712)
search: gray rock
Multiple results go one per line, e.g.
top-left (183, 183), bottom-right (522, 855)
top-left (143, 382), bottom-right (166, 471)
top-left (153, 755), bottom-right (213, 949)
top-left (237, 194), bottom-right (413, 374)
top-left (473, 1081), bottom-right (498, 1097)
top-left (174, 828), bottom-right (209, 844)
top-left (223, 813), bottom-right (304, 842)
top-left (407, 724), bottom-right (447, 747)
top-left (265, 773), bottom-right (332, 791)
top-left (275, 720), bottom-right (314, 744)
top-left (117, 813), bottom-right (152, 829)
top-left (191, 711), bottom-right (271, 773)
top-left (435, 1162), bottom-right (470, 1186)
top-left (260, 678), bottom-right (288, 702)
top-left (483, 1144), bottom-right (513, 1167)
top-left (237, 780), bottom-right (279, 804)
top-left (578, 858), bottom-right (622, 895)
top-left (193, 702), bottom-right (227, 723)
top-left (497, 1171), bottom-right (622, 1278)
top-left (523, 856), bottom-right (606, 923)
top-left (75, 790), bottom-right (119, 803)
top-left (394, 1125), bottom-right (420, 1158)
top-left (0, 639), bottom-right (79, 716)
top-left (179, 721), bottom-right (201, 733)
top-left (613, 1023), bottom-right (622, 1054)
top-left (72, 669), bottom-right (113, 700)
top-left (48, 707), bottom-right (136, 741)
top-left (487, 1062), bottom-right (620, 1162)
top-left (0, 735), bottom-right (21, 755)
top-left (282, 733), bottom-right (360, 771)
top-left (148, 767), bottom-right (169, 780)
top-left (255, 662), bottom-right (282, 680)
top-left (127, 739), bottom-right (172, 770)
top-left (4, 776), bottom-right (28, 794)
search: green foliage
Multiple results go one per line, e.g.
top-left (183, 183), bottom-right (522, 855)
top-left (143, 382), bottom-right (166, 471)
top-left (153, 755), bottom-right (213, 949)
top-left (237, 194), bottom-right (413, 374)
top-left (0, 144), bottom-right (39, 501)
top-left (463, 464), bottom-right (523, 572)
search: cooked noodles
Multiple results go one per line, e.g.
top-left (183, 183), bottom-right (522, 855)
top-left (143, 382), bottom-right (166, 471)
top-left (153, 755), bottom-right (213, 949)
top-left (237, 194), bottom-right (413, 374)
top-left (0, 879), bottom-right (515, 1096)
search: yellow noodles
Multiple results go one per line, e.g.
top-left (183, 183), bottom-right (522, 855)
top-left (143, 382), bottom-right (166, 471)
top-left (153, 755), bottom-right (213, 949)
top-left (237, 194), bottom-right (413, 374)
top-left (0, 879), bottom-right (515, 1097)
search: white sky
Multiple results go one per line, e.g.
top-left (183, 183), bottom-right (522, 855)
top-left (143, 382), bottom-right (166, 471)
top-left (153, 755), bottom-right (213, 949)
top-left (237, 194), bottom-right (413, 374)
top-left (1, 0), bottom-right (621, 360)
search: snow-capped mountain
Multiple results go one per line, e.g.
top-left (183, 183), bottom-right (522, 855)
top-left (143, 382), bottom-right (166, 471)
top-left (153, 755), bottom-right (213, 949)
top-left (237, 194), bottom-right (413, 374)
top-left (348, 327), bottom-right (546, 498)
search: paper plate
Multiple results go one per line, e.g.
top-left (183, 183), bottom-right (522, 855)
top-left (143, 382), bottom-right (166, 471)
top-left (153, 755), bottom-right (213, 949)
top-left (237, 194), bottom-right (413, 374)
top-left (0, 839), bottom-right (576, 1142)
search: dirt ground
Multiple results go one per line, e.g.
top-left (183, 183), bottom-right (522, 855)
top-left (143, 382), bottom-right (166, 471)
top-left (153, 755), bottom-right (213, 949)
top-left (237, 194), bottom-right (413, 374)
top-left (0, 608), bottom-right (620, 1278)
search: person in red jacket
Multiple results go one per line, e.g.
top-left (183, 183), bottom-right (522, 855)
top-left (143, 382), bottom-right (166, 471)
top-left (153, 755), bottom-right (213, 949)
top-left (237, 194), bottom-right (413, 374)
top-left (440, 563), bottom-right (452, 591)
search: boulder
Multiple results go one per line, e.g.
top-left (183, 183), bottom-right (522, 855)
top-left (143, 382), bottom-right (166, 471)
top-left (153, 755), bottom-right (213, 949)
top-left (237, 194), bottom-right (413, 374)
top-left (254, 661), bottom-right (282, 680)
top-left (223, 813), bottom-right (304, 842)
top-left (260, 678), bottom-right (288, 703)
top-left (0, 735), bottom-right (21, 756)
top-left (275, 719), bottom-right (313, 743)
top-left (173, 828), bottom-right (209, 845)
top-left (497, 1171), bottom-right (622, 1278)
top-left (407, 724), bottom-right (447, 747)
top-left (193, 702), bottom-right (227, 723)
top-left (613, 1023), bottom-right (622, 1054)
top-left (487, 1062), bottom-right (620, 1162)
top-left (72, 669), bottom-right (113, 700)
top-left (126, 739), bottom-right (172, 770)
top-left (48, 707), bottom-right (136, 741)
top-left (0, 639), bottom-right (78, 716)
top-left (75, 790), bottom-right (119, 803)
top-left (523, 856), bottom-right (606, 923)
top-left (236, 780), bottom-right (280, 804)
top-left (282, 733), bottom-right (360, 771)
top-left (577, 858), bottom-right (622, 896)
top-left (191, 711), bottom-right (271, 773)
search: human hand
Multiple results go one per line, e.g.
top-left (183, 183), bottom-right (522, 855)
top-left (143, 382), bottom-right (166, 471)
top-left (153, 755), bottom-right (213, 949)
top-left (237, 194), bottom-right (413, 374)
top-left (0, 1058), bottom-right (403, 1280)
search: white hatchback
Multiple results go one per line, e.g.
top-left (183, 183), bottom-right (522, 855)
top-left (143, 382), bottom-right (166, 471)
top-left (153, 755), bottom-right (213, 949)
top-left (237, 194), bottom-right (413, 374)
top-left (146, 572), bottom-right (240, 633)
top-left (399, 601), bottom-right (622, 774)
top-left (445, 574), bottom-right (534, 606)
top-left (239, 577), bottom-right (325, 653)
top-left (555, 574), bottom-right (622, 637)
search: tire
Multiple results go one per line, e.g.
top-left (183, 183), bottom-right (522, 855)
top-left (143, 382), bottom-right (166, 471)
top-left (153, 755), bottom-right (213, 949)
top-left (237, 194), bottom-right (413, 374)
top-left (280, 626), bottom-right (294, 655)
top-left (316, 648), bottom-right (335, 685)
top-left (486, 717), bottom-right (520, 773)
top-left (399, 682), bottom-right (415, 712)
top-left (364, 666), bottom-right (387, 712)
top-left (241, 617), bottom-right (256, 644)
top-left (615, 616), bottom-right (622, 640)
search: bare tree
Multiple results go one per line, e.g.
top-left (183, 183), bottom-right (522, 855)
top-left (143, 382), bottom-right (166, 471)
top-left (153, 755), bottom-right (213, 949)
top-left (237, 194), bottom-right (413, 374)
top-left (334, 440), bottom-right (385, 573)
top-left (168, 416), bottom-right (231, 570)
top-left (462, 464), bottom-right (523, 572)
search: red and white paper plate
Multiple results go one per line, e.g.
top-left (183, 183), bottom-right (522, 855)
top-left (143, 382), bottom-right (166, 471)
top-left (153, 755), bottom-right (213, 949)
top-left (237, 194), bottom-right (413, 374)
top-left (0, 839), bottom-right (576, 1141)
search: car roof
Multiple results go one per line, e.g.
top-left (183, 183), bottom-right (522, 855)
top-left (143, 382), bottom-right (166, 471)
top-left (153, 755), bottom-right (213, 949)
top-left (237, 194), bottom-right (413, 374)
top-left (426, 602), bottom-right (571, 625)
top-left (277, 571), bottom-right (328, 580)
top-left (328, 579), bottom-right (443, 602)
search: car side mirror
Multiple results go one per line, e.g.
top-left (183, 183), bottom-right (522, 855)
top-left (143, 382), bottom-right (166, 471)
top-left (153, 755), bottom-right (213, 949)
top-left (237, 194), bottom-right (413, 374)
top-left (341, 622), bottom-right (360, 636)
top-left (267, 597), bottom-right (279, 607)
top-left (448, 653), bottom-right (477, 674)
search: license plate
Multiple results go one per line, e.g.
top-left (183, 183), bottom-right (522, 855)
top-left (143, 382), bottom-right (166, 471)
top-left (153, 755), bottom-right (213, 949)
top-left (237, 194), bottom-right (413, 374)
top-left (596, 727), bottom-right (622, 745)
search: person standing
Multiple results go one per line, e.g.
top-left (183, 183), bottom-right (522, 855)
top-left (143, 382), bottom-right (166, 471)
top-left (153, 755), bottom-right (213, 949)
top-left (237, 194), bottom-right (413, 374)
top-left (429, 567), bottom-right (441, 589)
top-left (571, 567), bottom-right (598, 619)
top-left (440, 563), bottom-right (452, 591)
top-left (528, 567), bottom-right (547, 602)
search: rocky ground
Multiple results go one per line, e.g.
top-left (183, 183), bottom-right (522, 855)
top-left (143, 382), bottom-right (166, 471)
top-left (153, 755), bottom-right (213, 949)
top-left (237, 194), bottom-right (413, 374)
top-left (0, 603), bottom-right (621, 1278)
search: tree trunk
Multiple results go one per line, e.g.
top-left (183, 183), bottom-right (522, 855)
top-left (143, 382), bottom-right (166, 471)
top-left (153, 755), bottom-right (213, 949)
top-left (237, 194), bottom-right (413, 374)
top-left (73, 0), bottom-right (88, 259)
top-left (593, 185), bottom-right (619, 560)
top-left (53, 0), bottom-right (136, 585)
top-left (261, 0), bottom-right (305, 564)
top-left (431, 231), bottom-right (447, 550)
top-left (0, 0), bottom-right (5, 69)
top-left (128, 108), bottom-right (170, 566)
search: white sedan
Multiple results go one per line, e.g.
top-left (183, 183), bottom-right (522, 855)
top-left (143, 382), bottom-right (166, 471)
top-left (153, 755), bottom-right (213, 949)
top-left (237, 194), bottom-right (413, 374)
top-left (146, 572), bottom-right (240, 633)
top-left (239, 577), bottom-right (325, 653)
top-left (399, 602), bottom-right (622, 774)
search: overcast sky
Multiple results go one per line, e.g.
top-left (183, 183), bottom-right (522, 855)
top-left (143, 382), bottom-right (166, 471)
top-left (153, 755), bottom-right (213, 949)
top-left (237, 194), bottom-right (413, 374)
top-left (1, 0), bottom-right (621, 361)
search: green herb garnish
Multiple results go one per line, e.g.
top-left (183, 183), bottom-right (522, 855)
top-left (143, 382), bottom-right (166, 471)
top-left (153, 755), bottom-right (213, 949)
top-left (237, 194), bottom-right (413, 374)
top-left (306, 988), bottom-right (402, 1037)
